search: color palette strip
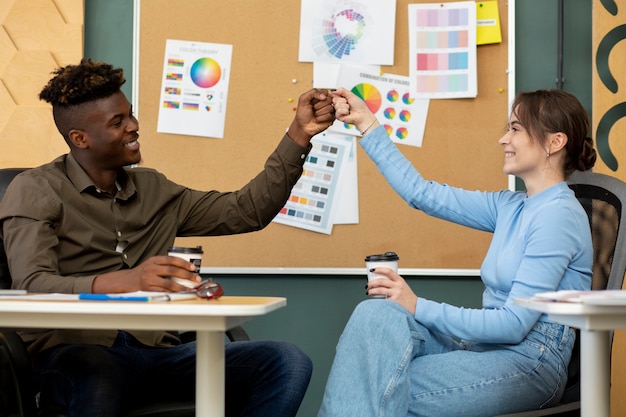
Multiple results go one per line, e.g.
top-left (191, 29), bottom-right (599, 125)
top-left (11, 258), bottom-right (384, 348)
top-left (182, 102), bottom-right (199, 111)
top-left (416, 7), bottom-right (469, 26)
top-left (416, 30), bottom-right (469, 49)
top-left (163, 101), bottom-right (180, 109)
top-left (416, 52), bottom-right (469, 71)
top-left (167, 58), bottom-right (185, 67)
top-left (166, 72), bottom-right (183, 81)
top-left (164, 87), bottom-right (181, 95)
top-left (416, 74), bottom-right (468, 93)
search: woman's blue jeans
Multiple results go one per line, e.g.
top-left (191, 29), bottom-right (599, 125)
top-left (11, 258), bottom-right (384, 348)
top-left (35, 331), bottom-right (312, 417)
top-left (318, 299), bottom-right (574, 417)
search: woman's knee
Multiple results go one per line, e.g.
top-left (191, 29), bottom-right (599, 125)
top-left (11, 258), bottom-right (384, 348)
top-left (349, 299), bottom-right (410, 330)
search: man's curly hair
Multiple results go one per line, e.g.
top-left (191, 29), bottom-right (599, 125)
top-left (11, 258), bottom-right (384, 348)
top-left (39, 58), bottom-right (126, 107)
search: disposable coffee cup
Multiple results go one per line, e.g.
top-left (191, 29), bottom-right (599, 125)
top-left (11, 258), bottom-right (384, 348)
top-left (168, 246), bottom-right (203, 289)
top-left (365, 252), bottom-right (399, 298)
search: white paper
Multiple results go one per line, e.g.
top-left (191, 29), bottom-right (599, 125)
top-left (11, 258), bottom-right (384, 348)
top-left (299, 0), bottom-right (396, 65)
top-left (157, 39), bottom-right (232, 138)
top-left (408, 1), bottom-right (477, 99)
top-left (532, 290), bottom-right (626, 305)
top-left (332, 136), bottom-right (359, 224)
top-left (0, 293), bottom-right (80, 301)
top-left (330, 66), bottom-right (430, 148)
top-left (312, 62), bottom-right (380, 88)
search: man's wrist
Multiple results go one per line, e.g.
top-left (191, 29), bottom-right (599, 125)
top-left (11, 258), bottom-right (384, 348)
top-left (286, 123), bottom-right (312, 147)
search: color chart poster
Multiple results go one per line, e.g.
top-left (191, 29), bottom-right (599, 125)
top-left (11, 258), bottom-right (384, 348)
top-left (331, 66), bottom-right (430, 148)
top-left (298, 0), bottom-right (396, 65)
top-left (157, 39), bottom-right (232, 138)
top-left (408, 1), bottom-right (477, 99)
top-left (273, 133), bottom-right (351, 234)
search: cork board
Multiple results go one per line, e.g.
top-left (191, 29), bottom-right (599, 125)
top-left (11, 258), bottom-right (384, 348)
top-left (136, 0), bottom-right (510, 270)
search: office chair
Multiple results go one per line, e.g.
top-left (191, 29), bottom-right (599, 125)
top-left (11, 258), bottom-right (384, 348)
top-left (497, 169), bottom-right (626, 417)
top-left (0, 168), bottom-right (250, 417)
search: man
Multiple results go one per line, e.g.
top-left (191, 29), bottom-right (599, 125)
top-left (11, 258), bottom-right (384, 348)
top-left (0, 59), bottom-right (335, 416)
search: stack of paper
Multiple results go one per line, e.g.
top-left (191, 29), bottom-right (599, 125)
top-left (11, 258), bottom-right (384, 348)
top-left (533, 290), bottom-right (626, 305)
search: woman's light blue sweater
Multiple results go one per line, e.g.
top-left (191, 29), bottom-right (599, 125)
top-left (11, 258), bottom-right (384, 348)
top-left (360, 126), bottom-right (592, 344)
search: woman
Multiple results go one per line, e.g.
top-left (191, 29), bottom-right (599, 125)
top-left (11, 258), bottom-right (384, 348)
top-left (319, 88), bottom-right (597, 416)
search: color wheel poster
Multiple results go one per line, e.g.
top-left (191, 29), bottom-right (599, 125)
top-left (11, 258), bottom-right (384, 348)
top-left (408, 1), bottom-right (477, 99)
top-left (330, 66), bottom-right (430, 148)
top-left (273, 133), bottom-right (351, 235)
top-left (298, 0), bottom-right (396, 65)
top-left (157, 39), bottom-right (232, 138)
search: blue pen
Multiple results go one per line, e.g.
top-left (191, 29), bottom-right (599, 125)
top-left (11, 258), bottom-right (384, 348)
top-left (78, 294), bottom-right (170, 302)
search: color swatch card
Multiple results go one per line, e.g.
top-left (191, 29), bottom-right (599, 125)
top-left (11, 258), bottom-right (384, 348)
top-left (273, 133), bottom-right (351, 234)
top-left (298, 0), bottom-right (396, 65)
top-left (157, 39), bottom-right (232, 138)
top-left (330, 66), bottom-right (430, 148)
top-left (408, 1), bottom-right (477, 99)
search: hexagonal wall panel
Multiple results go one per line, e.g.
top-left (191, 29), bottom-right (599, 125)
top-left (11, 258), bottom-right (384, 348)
top-left (0, 0), bottom-right (82, 168)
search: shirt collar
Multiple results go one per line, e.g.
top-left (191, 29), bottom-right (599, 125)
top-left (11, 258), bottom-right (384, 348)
top-left (65, 153), bottom-right (136, 200)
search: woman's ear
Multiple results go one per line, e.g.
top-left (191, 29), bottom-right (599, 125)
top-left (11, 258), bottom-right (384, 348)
top-left (549, 132), bottom-right (568, 155)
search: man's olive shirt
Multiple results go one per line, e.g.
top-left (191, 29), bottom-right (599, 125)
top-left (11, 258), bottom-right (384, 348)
top-left (0, 134), bottom-right (310, 357)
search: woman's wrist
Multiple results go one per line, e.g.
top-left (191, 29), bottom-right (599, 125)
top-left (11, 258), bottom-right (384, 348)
top-left (359, 119), bottom-right (379, 136)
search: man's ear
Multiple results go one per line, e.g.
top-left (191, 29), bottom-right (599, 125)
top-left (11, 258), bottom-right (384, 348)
top-left (68, 129), bottom-right (88, 149)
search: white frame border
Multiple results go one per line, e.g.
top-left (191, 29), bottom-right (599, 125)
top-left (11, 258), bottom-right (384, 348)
top-left (131, 0), bottom-right (515, 276)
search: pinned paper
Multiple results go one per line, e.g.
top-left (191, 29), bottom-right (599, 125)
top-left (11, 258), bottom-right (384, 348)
top-left (408, 1), bottom-right (477, 99)
top-left (476, 1), bottom-right (502, 45)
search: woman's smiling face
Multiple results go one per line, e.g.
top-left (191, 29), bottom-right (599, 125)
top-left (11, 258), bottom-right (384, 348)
top-left (498, 111), bottom-right (550, 181)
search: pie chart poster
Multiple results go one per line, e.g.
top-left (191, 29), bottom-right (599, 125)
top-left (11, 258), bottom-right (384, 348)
top-left (157, 39), bottom-right (233, 139)
top-left (331, 67), bottom-right (429, 148)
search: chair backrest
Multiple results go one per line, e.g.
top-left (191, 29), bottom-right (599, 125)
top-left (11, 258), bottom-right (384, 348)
top-left (568, 169), bottom-right (626, 292)
top-left (0, 168), bottom-right (30, 289)
top-left (557, 169), bottom-right (626, 404)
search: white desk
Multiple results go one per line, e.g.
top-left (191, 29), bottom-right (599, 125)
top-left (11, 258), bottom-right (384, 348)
top-left (0, 295), bottom-right (286, 417)
top-left (515, 297), bottom-right (626, 417)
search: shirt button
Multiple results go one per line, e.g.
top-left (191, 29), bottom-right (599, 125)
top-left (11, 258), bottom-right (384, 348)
top-left (300, 153), bottom-right (306, 160)
top-left (117, 231), bottom-right (122, 237)
top-left (123, 253), bottom-right (128, 260)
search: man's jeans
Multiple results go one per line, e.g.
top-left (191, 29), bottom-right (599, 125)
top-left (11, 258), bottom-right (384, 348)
top-left (35, 331), bottom-right (312, 417)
